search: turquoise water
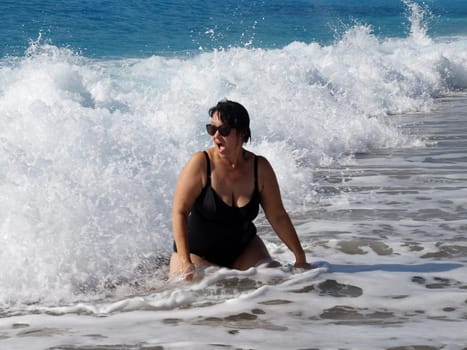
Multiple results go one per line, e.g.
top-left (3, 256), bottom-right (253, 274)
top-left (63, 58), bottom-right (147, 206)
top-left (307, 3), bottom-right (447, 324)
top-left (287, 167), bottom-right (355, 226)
top-left (2, 0), bottom-right (467, 57)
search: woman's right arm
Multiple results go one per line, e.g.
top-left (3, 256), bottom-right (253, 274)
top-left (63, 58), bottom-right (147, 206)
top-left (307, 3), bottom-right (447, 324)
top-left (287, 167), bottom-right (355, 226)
top-left (172, 151), bottom-right (207, 275)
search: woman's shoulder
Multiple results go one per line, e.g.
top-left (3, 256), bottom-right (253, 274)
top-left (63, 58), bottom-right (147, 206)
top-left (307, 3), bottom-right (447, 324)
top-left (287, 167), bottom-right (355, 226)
top-left (252, 153), bottom-right (272, 169)
top-left (192, 150), bottom-right (208, 160)
top-left (182, 150), bottom-right (209, 173)
top-left (253, 153), bottom-right (277, 186)
top-left (178, 151), bottom-right (210, 187)
top-left (242, 149), bottom-right (264, 161)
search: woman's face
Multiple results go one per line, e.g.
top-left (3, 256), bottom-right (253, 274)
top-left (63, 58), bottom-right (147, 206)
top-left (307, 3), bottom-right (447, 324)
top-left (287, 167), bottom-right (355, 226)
top-left (210, 111), bottom-right (243, 157)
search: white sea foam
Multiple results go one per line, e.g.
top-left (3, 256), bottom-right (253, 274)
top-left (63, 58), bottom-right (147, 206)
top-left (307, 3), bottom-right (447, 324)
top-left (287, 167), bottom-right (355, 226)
top-left (1, 5), bottom-right (467, 309)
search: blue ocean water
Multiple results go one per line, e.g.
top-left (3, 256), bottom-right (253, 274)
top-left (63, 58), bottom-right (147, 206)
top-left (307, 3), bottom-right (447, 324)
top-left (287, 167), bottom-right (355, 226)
top-left (2, 0), bottom-right (467, 57)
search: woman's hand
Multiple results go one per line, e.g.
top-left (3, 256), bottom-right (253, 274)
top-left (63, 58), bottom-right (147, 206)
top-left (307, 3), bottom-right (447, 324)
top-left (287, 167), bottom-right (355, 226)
top-left (294, 261), bottom-right (317, 270)
top-left (294, 252), bottom-right (314, 269)
top-left (181, 262), bottom-right (196, 281)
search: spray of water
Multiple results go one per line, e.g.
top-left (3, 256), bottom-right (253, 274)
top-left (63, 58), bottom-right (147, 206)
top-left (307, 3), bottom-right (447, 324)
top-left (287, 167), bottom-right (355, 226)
top-left (0, 0), bottom-right (466, 309)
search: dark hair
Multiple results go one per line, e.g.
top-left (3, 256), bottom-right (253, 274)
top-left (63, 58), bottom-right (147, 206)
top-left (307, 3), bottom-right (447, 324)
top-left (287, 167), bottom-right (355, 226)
top-left (208, 99), bottom-right (251, 143)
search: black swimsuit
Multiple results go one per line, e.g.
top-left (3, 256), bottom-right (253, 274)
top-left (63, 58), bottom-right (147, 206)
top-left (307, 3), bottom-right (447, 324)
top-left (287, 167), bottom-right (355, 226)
top-left (175, 151), bottom-right (260, 267)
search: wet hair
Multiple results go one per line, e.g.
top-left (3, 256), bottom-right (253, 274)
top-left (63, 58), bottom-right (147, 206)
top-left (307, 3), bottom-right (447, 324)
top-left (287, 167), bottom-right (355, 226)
top-left (208, 99), bottom-right (251, 143)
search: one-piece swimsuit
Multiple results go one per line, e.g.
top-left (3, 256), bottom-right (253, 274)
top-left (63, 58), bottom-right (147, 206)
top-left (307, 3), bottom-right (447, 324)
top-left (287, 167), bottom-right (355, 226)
top-left (174, 151), bottom-right (260, 267)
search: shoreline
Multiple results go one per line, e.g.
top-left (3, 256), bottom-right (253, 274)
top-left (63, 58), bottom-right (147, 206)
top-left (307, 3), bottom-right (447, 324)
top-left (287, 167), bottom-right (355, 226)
top-left (1, 94), bottom-right (467, 350)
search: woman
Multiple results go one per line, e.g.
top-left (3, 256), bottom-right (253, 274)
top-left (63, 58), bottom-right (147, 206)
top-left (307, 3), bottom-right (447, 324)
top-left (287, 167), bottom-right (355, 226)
top-left (169, 99), bottom-right (310, 280)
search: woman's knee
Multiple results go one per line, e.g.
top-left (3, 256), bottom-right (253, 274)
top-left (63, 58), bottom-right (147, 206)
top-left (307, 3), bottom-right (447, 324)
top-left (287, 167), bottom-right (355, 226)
top-left (169, 252), bottom-right (211, 275)
top-left (232, 236), bottom-right (272, 270)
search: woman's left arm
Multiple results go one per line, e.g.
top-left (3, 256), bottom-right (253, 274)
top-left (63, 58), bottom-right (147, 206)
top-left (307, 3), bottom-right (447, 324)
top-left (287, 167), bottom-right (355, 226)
top-left (257, 156), bottom-right (309, 268)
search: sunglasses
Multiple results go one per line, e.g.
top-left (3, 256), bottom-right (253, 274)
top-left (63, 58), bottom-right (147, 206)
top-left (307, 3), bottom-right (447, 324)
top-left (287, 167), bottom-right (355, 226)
top-left (206, 124), bottom-right (232, 137)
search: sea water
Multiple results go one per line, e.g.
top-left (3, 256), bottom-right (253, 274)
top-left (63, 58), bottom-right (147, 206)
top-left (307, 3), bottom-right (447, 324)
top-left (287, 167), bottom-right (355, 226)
top-left (1, 0), bottom-right (467, 349)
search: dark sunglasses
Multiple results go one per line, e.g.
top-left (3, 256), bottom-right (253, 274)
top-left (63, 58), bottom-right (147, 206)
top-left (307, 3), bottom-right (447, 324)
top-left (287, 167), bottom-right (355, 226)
top-left (206, 124), bottom-right (232, 137)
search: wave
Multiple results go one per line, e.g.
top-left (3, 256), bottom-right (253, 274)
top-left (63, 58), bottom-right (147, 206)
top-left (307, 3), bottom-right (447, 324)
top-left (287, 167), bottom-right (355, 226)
top-left (0, 1), bottom-right (467, 308)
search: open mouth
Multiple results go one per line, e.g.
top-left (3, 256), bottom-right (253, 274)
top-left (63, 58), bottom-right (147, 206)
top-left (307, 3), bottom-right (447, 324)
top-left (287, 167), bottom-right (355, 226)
top-left (216, 142), bottom-right (226, 153)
